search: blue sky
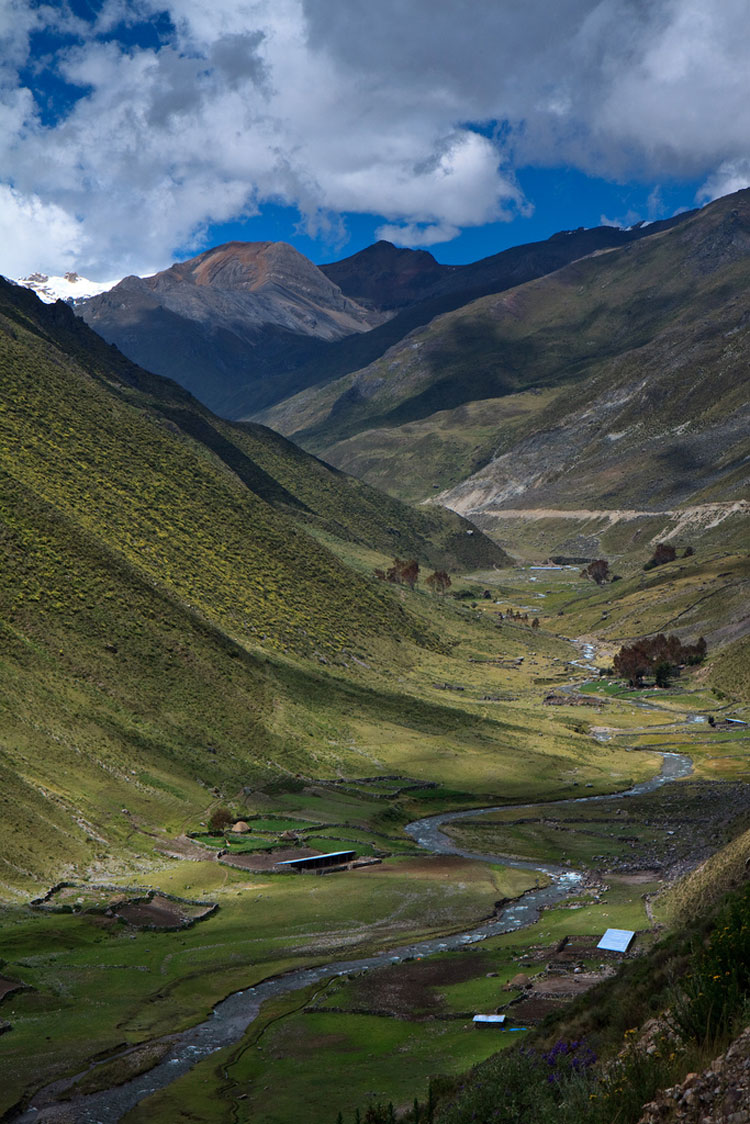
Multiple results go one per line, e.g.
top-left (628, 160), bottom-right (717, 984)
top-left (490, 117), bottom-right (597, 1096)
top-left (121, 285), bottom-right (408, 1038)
top-left (206, 170), bottom-right (707, 268)
top-left (1, 1), bottom-right (748, 278)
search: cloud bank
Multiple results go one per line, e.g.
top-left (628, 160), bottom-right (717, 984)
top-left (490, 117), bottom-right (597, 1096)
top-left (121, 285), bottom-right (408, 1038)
top-left (2, 0), bottom-right (749, 276)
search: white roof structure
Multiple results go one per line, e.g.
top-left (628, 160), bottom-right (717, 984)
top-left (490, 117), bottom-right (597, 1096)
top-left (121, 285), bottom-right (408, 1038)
top-left (597, 928), bottom-right (635, 952)
top-left (274, 850), bottom-right (355, 867)
top-left (472, 1014), bottom-right (506, 1024)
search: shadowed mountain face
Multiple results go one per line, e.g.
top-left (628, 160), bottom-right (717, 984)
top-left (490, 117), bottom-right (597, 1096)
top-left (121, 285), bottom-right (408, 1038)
top-left (320, 219), bottom-right (692, 312)
top-left (77, 241), bottom-right (390, 414)
top-left (263, 190), bottom-right (750, 517)
top-left (320, 240), bottom-right (454, 309)
top-left (76, 217), bottom-right (692, 421)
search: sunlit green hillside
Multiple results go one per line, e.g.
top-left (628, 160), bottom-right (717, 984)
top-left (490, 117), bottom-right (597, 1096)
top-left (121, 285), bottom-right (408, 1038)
top-left (0, 280), bottom-right (568, 896)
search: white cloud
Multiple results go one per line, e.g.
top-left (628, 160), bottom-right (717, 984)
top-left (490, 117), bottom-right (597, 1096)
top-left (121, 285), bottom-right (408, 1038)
top-left (1, 0), bottom-right (749, 277)
top-left (698, 158), bottom-right (750, 203)
top-left (0, 184), bottom-right (84, 276)
top-left (375, 222), bottom-right (460, 248)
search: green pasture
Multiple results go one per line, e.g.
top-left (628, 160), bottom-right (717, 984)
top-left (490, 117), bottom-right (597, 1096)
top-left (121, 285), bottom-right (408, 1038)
top-left (125, 1004), bottom-right (518, 1124)
top-left (442, 779), bottom-right (750, 877)
top-left (0, 854), bottom-right (534, 1114)
top-left (121, 868), bottom-right (662, 1124)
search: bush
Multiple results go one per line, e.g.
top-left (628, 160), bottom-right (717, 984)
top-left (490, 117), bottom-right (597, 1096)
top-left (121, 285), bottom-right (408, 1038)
top-left (644, 543), bottom-right (677, 570)
top-left (435, 1041), bottom-right (598, 1124)
top-left (208, 806), bottom-right (233, 833)
top-left (582, 559), bottom-right (610, 584)
top-left (669, 883), bottom-right (750, 1045)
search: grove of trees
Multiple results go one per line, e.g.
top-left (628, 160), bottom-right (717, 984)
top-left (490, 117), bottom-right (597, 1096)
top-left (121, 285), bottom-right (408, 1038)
top-left (613, 633), bottom-right (707, 687)
top-left (374, 557), bottom-right (420, 589)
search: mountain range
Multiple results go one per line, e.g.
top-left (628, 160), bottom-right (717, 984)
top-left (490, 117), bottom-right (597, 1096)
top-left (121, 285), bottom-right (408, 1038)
top-left (13, 192), bottom-right (748, 569)
top-left (74, 213), bottom-right (693, 420)
top-left (255, 189), bottom-right (750, 560)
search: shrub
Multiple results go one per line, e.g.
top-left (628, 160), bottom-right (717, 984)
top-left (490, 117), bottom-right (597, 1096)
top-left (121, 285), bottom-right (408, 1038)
top-left (669, 883), bottom-right (750, 1045)
top-left (208, 806), bottom-right (233, 832)
top-left (582, 559), bottom-right (610, 584)
top-left (425, 570), bottom-right (451, 594)
top-left (644, 543), bottom-right (677, 570)
top-left (434, 1041), bottom-right (598, 1124)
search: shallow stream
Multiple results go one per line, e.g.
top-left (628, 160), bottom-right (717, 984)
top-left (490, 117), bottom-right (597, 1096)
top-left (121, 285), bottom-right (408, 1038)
top-left (16, 750), bottom-right (693, 1123)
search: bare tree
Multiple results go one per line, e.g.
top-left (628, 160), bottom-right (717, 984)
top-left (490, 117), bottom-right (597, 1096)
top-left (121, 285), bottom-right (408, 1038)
top-left (425, 570), bottom-right (451, 594)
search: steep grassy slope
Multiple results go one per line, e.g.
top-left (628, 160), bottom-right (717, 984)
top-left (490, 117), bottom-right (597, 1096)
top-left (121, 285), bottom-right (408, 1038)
top-left (0, 299), bottom-right (432, 662)
top-left (264, 191), bottom-right (749, 521)
top-left (0, 279), bottom-right (519, 892)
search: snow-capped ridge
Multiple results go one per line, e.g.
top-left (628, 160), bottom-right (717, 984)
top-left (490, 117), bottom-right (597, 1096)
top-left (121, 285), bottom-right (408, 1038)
top-left (14, 271), bottom-right (119, 304)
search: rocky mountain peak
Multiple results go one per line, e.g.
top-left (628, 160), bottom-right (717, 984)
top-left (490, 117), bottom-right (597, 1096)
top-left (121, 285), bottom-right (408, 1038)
top-left (321, 239), bottom-right (451, 309)
top-left (158, 240), bottom-right (336, 298)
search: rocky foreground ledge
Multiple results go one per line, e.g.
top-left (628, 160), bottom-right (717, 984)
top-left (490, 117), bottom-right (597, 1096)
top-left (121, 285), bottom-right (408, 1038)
top-left (639, 1027), bottom-right (750, 1123)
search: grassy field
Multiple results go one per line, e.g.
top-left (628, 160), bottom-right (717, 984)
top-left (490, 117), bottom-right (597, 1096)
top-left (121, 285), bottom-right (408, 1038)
top-left (0, 853), bottom-right (537, 1115)
top-left (3, 541), bottom-right (744, 1118)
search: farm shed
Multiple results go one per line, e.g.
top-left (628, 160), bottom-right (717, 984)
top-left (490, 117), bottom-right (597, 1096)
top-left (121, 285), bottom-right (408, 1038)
top-left (275, 850), bottom-right (355, 872)
top-left (597, 928), bottom-right (635, 952)
top-left (473, 1014), bottom-right (506, 1026)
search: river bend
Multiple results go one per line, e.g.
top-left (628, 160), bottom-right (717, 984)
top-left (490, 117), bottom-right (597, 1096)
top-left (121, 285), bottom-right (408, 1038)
top-left (18, 752), bottom-right (692, 1123)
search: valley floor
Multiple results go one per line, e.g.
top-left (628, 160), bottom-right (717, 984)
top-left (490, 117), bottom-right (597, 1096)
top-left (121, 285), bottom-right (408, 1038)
top-left (1, 561), bottom-right (747, 1123)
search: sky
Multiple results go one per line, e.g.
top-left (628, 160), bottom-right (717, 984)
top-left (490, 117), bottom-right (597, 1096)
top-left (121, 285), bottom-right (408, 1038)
top-left (1, 0), bottom-right (749, 280)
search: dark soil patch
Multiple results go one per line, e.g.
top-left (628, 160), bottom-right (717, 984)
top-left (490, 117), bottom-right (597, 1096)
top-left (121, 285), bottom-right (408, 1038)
top-left (509, 995), bottom-right (566, 1024)
top-left (220, 846), bottom-right (320, 871)
top-left (0, 976), bottom-right (23, 1002)
top-left (321, 954), bottom-right (494, 1018)
top-left (113, 896), bottom-right (211, 929)
top-left (544, 937), bottom-right (607, 967)
top-left (529, 973), bottom-right (606, 998)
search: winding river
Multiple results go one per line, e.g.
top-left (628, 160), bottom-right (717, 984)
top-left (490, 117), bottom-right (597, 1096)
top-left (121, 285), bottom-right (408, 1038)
top-left (17, 751), bottom-right (692, 1123)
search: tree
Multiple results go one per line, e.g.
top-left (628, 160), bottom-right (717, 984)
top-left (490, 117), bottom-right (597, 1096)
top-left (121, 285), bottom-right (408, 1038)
top-left (208, 806), bottom-right (233, 833)
top-left (582, 559), bottom-right (610, 585)
top-left (654, 660), bottom-right (672, 688)
top-left (425, 569), bottom-right (451, 594)
top-left (401, 559), bottom-right (419, 589)
top-left (644, 543), bottom-right (677, 570)
top-left (613, 642), bottom-right (650, 687)
top-left (385, 557), bottom-right (419, 588)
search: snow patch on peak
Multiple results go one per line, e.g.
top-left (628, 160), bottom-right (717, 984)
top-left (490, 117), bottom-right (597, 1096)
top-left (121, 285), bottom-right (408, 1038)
top-left (14, 271), bottom-right (119, 304)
